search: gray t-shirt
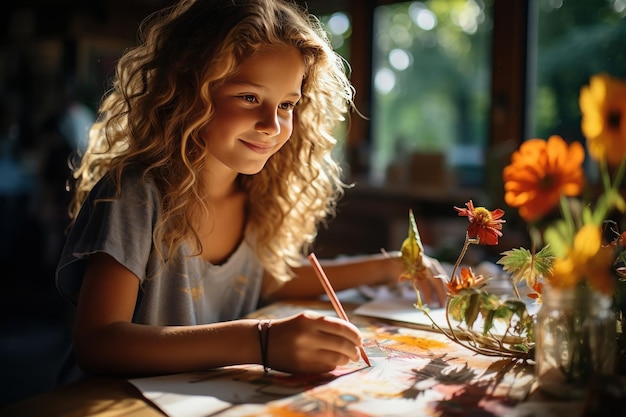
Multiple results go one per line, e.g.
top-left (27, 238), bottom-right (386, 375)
top-left (55, 170), bottom-right (264, 381)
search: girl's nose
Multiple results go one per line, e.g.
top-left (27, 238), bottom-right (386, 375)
top-left (255, 107), bottom-right (281, 136)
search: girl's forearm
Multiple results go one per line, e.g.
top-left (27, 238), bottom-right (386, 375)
top-left (266, 252), bottom-right (402, 300)
top-left (73, 319), bottom-right (261, 377)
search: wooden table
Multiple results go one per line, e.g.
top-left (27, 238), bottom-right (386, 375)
top-left (0, 300), bottom-right (607, 417)
top-left (1, 376), bottom-right (164, 417)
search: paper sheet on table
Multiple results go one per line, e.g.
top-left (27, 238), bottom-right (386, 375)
top-left (129, 363), bottom-right (365, 417)
top-left (353, 298), bottom-right (449, 330)
top-left (129, 369), bottom-right (242, 417)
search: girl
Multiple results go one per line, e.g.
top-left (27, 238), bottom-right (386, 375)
top-left (56, 0), bottom-right (446, 383)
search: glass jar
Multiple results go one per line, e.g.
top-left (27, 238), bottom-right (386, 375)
top-left (535, 285), bottom-right (616, 399)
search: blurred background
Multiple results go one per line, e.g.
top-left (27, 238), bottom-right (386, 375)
top-left (1, 0), bottom-right (625, 406)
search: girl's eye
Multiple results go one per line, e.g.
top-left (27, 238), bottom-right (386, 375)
top-left (279, 102), bottom-right (296, 111)
top-left (241, 95), bottom-right (257, 103)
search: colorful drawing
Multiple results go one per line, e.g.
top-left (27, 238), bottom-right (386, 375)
top-left (233, 348), bottom-right (533, 417)
top-left (131, 302), bottom-right (535, 417)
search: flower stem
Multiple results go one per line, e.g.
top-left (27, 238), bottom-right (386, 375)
top-left (451, 232), bottom-right (473, 281)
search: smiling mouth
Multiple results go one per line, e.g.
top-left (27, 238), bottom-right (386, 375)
top-left (240, 140), bottom-right (275, 154)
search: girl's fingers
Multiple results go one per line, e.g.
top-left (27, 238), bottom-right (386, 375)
top-left (303, 312), bottom-right (363, 350)
top-left (267, 312), bottom-right (364, 373)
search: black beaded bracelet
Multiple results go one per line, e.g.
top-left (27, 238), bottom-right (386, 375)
top-left (257, 319), bottom-right (272, 373)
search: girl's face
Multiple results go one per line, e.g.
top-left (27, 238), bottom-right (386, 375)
top-left (203, 45), bottom-right (305, 175)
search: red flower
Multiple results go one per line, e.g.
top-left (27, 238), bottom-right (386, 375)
top-left (454, 200), bottom-right (505, 245)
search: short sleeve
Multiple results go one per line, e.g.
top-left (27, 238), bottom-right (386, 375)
top-left (55, 171), bottom-right (159, 306)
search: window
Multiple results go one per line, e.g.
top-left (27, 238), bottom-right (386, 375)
top-left (321, 0), bottom-right (626, 194)
top-left (370, 0), bottom-right (493, 187)
top-left (526, 0), bottom-right (626, 143)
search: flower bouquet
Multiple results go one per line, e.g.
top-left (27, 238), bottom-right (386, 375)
top-left (399, 205), bottom-right (536, 360)
top-left (398, 73), bottom-right (626, 383)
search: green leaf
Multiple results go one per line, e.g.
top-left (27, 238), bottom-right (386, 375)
top-left (512, 343), bottom-right (530, 353)
top-left (400, 209), bottom-right (424, 276)
top-left (464, 292), bottom-right (480, 329)
top-left (502, 299), bottom-right (529, 318)
top-left (606, 189), bottom-right (626, 214)
top-left (497, 247), bottom-right (532, 276)
top-left (582, 204), bottom-right (595, 225)
top-left (482, 309), bottom-right (496, 336)
top-left (543, 220), bottom-right (572, 258)
top-left (448, 294), bottom-right (467, 322)
top-left (498, 246), bottom-right (553, 292)
top-left (493, 304), bottom-right (513, 322)
top-left (532, 245), bottom-right (555, 277)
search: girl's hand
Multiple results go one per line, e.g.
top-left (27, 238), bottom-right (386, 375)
top-left (384, 252), bottom-right (448, 307)
top-left (264, 311), bottom-right (363, 374)
top-left (413, 254), bottom-right (448, 307)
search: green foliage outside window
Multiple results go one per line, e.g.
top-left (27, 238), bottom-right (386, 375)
top-left (530, 0), bottom-right (626, 143)
top-left (371, 0), bottom-right (493, 185)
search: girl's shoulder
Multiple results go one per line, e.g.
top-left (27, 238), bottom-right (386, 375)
top-left (90, 167), bottom-right (160, 207)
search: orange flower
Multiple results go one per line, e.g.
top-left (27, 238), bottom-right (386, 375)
top-left (447, 267), bottom-right (485, 295)
top-left (579, 73), bottom-right (626, 167)
top-left (503, 135), bottom-right (584, 223)
top-left (454, 200), bottom-right (505, 245)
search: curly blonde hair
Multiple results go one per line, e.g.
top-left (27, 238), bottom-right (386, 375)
top-left (69, 0), bottom-right (354, 284)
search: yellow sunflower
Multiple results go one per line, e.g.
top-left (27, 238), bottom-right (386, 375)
top-left (503, 135), bottom-right (585, 223)
top-left (549, 224), bottom-right (615, 295)
top-left (579, 72), bottom-right (626, 167)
